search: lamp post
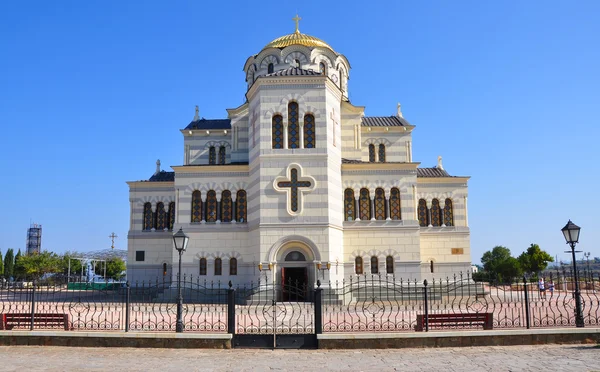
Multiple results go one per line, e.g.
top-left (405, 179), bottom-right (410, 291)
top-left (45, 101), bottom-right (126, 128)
top-left (561, 220), bottom-right (584, 328)
top-left (173, 228), bottom-right (189, 333)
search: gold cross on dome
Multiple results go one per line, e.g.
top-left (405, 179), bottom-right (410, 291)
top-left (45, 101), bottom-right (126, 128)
top-left (292, 14), bottom-right (302, 33)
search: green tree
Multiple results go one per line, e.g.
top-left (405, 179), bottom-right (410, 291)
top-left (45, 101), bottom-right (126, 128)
top-left (105, 258), bottom-right (126, 280)
top-left (3, 248), bottom-right (14, 280)
top-left (0, 250), bottom-right (4, 279)
top-left (60, 252), bottom-right (84, 278)
top-left (517, 244), bottom-right (554, 275)
top-left (15, 251), bottom-right (62, 280)
top-left (13, 249), bottom-right (23, 280)
top-left (481, 246), bottom-right (523, 283)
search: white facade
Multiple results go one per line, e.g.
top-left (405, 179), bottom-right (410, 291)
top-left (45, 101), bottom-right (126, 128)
top-left (126, 26), bottom-right (471, 286)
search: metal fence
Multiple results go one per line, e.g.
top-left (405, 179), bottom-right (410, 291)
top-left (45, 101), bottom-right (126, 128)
top-left (0, 271), bottom-right (598, 333)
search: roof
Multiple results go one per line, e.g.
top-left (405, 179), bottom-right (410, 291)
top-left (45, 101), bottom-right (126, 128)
top-left (265, 67), bottom-right (322, 77)
top-left (185, 119), bottom-right (231, 130)
top-left (416, 167), bottom-right (452, 177)
top-left (362, 116), bottom-right (412, 127)
top-left (263, 31), bottom-right (335, 52)
top-left (148, 171), bottom-right (175, 182)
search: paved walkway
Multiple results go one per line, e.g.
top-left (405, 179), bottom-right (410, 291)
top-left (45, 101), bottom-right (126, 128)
top-left (0, 344), bottom-right (599, 371)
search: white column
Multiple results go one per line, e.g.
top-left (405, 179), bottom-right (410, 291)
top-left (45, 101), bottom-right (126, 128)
top-left (299, 122), bottom-right (304, 149)
top-left (284, 123), bottom-right (289, 149)
top-left (426, 200), bottom-right (432, 227)
top-left (385, 189), bottom-right (391, 221)
top-left (370, 189), bottom-right (376, 221)
top-left (440, 199), bottom-right (446, 227)
top-left (355, 197), bottom-right (361, 221)
top-left (464, 196), bottom-right (469, 227)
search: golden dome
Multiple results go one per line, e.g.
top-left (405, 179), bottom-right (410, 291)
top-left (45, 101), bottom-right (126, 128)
top-left (263, 31), bottom-right (335, 51)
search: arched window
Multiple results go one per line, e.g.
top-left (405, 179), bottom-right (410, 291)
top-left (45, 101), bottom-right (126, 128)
top-left (430, 260), bottom-right (435, 273)
top-left (359, 188), bottom-right (371, 220)
top-left (371, 256), bottom-right (379, 274)
top-left (208, 146), bottom-right (216, 165)
top-left (355, 256), bottom-right (363, 275)
top-left (229, 257), bottom-right (237, 275)
top-left (267, 63), bottom-right (274, 74)
top-left (155, 202), bottom-right (166, 230)
top-left (319, 62), bottom-right (326, 75)
top-left (163, 263), bottom-right (168, 276)
top-left (294, 59), bottom-right (301, 68)
top-left (218, 146), bottom-right (226, 165)
top-left (368, 144), bottom-right (376, 162)
top-left (418, 199), bottom-right (429, 227)
top-left (444, 198), bottom-right (454, 226)
top-left (191, 190), bottom-right (202, 223)
top-left (206, 190), bottom-right (217, 222)
top-left (285, 251), bottom-right (306, 261)
top-left (236, 190), bottom-right (247, 223)
top-left (344, 188), bottom-right (355, 221)
top-left (303, 114), bottom-right (315, 148)
top-left (221, 190), bottom-right (232, 222)
top-left (272, 115), bottom-right (284, 149)
top-left (168, 202), bottom-right (175, 230)
top-left (375, 188), bottom-right (386, 220)
top-left (199, 258), bottom-right (207, 275)
top-left (288, 102), bottom-right (300, 148)
top-left (390, 188), bottom-right (401, 220)
top-left (143, 202), bottom-right (153, 231)
top-left (386, 256), bottom-right (394, 274)
top-left (214, 258), bottom-right (222, 275)
top-left (378, 144), bottom-right (386, 163)
top-left (431, 199), bottom-right (441, 227)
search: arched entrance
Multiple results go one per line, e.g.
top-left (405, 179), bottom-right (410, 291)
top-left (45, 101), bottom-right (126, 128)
top-left (269, 237), bottom-right (319, 301)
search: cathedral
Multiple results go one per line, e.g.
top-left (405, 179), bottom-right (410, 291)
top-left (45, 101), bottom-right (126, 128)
top-left (126, 17), bottom-right (471, 286)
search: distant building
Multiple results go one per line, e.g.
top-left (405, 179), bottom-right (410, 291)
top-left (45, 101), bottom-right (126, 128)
top-left (26, 223), bottom-right (42, 255)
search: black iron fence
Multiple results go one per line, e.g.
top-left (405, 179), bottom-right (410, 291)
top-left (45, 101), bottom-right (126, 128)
top-left (0, 272), bottom-right (598, 334)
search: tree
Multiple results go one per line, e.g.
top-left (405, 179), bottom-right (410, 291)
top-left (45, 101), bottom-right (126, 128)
top-left (60, 252), bottom-right (84, 278)
top-left (3, 248), bottom-right (14, 280)
top-left (15, 251), bottom-right (62, 280)
top-left (0, 250), bottom-right (4, 279)
top-left (105, 258), bottom-right (126, 280)
top-left (13, 249), bottom-right (23, 280)
top-left (517, 244), bottom-right (554, 275)
top-left (481, 246), bottom-right (522, 283)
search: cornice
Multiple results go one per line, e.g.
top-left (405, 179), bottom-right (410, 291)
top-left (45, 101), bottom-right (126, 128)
top-left (172, 164), bottom-right (250, 174)
top-left (341, 162), bottom-right (420, 172)
top-left (341, 101), bottom-right (365, 115)
top-left (227, 102), bottom-right (249, 117)
top-left (417, 177), bottom-right (470, 185)
top-left (127, 181), bottom-right (174, 188)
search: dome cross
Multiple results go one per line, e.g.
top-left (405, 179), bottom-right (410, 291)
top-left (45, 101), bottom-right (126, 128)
top-left (292, 14), bottom-right (302, 33)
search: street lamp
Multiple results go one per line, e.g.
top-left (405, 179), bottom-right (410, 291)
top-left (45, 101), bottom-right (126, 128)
top-left (173, 228), bottom-right (189, 333)
top-left (561, 220), bottom-right (584, 328)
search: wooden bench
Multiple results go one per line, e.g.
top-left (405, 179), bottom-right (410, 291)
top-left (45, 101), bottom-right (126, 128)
top-left (415, 313), bottom-right (493, 331)
top-left (0, 313), bottom-right (70, 331)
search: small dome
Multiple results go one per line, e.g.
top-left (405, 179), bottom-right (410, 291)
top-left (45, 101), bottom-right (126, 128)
top-left (263, 31), bottom-right (335, 52)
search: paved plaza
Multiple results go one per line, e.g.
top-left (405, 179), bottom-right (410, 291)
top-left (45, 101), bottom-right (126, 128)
top-left (0, 344), bottom-right (599, 371)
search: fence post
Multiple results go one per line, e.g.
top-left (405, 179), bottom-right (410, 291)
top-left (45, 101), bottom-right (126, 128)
top-left (423, 279), bottom-right (429, 332)
top-left (30, 281), bottom-right (36, 331)
top-left (125, 281), bottom-right (131, 332)
top-left (523, 276), bottom-right (530, 329)
top-left (314, 280), bottom-right (323, 335)
top-left (227, 281), bottom-right (235, 335)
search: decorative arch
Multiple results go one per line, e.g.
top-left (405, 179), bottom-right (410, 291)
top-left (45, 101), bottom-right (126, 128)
top-left (272, 115), bottom-right (284, 149)
top-left (287, 101), bottom-right (300, 148)
top-left (282, 47), bottom-right (310, 64)
top-left (418, 199), bottom-right (429, 227)
top-left (374, 188), bottom-right (385, 220)
top-left (267, 235), bottom-right (322, 263)
top-left (191, 190), bottom-right (202, 223)
top-left (359, 188), bottom-right (371, 220)
top-left (155, 202), bottom-right (166, 230)
top-left (344, 188), bottom-right (355, 221)
top-left (143, 202), bottom-right (153, 231)
top-left (206, 190), bottom-right (217, 222)
top-left (431, 198), bottom-right (442, 227)
top-left (259, 54), bottom-right (280, 69)
top-left (303, 114), bottom-right (315, 148)
top-left (390, 188), bottom-right (401, 220)
top-left (236, 190), bottom-right (247, 222)
top-left (444, 198), bottom-right (454, 226)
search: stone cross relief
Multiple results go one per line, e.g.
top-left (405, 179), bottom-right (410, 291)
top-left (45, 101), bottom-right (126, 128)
top-left (273, 166), bottom-right (316, 215)
top-left (330, 108), bottom-right (339, 147)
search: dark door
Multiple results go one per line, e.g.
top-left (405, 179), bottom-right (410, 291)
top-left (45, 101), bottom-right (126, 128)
top-left (282, 267), bottom-right (308, 301)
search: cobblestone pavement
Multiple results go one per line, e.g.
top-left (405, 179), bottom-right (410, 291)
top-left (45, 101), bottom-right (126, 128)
top-left (0, 344), bottom-right (599, 371)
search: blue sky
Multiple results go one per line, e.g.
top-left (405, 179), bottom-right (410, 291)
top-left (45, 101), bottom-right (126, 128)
top-left (1, 1), bottom-right (598, 265)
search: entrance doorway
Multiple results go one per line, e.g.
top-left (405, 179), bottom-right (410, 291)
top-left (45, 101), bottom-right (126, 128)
top-left (281, 267), bottom-right (308, 301)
